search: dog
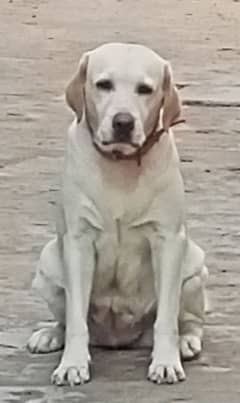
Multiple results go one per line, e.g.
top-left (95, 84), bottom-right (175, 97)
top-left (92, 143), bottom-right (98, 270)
top-left (27, 43), bottom-right (208, 386)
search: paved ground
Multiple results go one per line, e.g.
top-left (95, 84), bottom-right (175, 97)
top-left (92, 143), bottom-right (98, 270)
top-left (0, 0), bottom-right (240, 401)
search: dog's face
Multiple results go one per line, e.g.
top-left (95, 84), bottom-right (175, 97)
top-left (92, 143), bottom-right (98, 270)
top-left (66, 43), bottom-right (181, 156)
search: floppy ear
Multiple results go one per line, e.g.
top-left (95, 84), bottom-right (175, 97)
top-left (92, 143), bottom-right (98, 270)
top-left (162, 63), bottom-right (181, 131)
top-left (65, 52), bottom-right (89, 120)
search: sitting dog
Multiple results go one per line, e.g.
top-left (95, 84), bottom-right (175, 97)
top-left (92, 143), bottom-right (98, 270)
top-left (27, 43), bottom-right (208, 386)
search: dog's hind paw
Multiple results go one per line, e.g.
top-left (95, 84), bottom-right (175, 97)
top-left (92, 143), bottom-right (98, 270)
top-left (27, 323), bottom-right (64, 354)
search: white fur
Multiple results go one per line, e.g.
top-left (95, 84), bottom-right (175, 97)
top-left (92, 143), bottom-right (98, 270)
top-left (27, 43), bottom-right (208, 386)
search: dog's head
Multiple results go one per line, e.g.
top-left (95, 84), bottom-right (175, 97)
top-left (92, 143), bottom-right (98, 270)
top-left (66, 43), bottom-right (181, 156)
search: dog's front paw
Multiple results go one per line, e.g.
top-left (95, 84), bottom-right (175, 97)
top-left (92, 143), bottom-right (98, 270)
top-left (148, 351), bottom-right (185, 384)
top-left (52, 360), bottom-right (90, 386)
top-left (51, 346), bottom-right (91, 387)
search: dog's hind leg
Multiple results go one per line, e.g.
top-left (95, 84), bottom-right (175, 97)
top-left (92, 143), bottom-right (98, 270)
top-left (179, 240), bottom-right (209, 360)
top-left (27, 237), bottom-right (66, 354)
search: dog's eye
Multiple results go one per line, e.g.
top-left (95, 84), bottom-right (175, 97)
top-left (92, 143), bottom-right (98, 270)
top-left (96, 79), bottom-right (113, 91)
top-left (136, 83), bottom-right (153, 95)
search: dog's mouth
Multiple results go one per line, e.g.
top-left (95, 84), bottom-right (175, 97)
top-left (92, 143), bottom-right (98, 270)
top-left (93, 138), bottom-right (142, 158)
top-left (101, 140), bottom-right (140, 149)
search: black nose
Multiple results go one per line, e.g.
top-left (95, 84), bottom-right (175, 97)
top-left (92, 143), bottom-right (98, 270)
top-left (112, 112), bottom-right (135, 141)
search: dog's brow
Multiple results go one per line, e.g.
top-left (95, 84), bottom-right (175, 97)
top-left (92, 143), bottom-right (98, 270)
top-left (142, 77), bottom-right (155, 86)
top-left (134, 76), bottom-right (155, 89)
top-left (93, 72), bottom-right (113, 84)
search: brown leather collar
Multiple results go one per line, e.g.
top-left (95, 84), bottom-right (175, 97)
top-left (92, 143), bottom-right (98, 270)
top-left (91, 119), bottom-right (185, 166)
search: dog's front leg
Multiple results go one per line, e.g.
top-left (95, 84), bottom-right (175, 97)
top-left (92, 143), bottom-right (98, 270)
top-left (148, 230), bottom-right (186, 384)
top-left (52, 234), bottom-right (95, 386)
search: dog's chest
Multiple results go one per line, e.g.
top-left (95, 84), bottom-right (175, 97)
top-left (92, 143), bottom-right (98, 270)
top-left (95, 218), bottom-right (151, 285)
top-left (92, 217), bottom-right (154, 303)
top-left (65, 161), bottom-right (159, 313)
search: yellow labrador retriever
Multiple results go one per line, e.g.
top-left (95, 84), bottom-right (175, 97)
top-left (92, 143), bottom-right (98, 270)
top-left (27, 43), bottom-right (208, 386)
